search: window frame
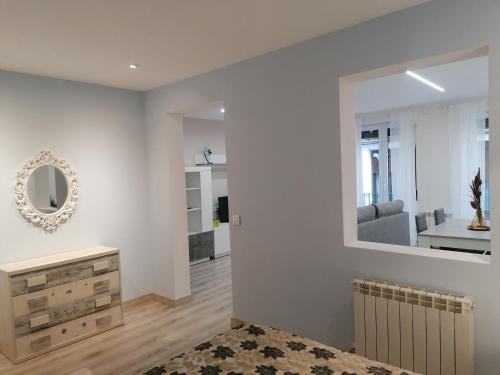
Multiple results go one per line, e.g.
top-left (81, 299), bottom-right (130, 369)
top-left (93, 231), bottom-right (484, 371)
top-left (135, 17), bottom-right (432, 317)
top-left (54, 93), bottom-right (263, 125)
top-left (339, 46), bottom-right (491, 264)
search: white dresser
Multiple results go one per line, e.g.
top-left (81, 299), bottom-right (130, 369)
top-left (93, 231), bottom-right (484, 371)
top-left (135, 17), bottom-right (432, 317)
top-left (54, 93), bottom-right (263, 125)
top-left (0, 246), bottom-right (123, 363)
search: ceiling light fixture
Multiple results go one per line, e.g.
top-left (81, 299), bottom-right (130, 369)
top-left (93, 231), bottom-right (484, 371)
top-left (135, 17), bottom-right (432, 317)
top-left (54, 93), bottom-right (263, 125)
top-left (220, 108), bottom-right (225, 113)
top-left (129, 64), bottom-right (139, 69)
top-left (406, 70), bottom-right (445, 92)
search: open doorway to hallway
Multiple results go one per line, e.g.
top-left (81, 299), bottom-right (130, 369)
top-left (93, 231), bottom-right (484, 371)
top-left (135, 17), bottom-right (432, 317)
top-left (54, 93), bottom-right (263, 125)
top-left (182, 106), bottom-right (231, 266)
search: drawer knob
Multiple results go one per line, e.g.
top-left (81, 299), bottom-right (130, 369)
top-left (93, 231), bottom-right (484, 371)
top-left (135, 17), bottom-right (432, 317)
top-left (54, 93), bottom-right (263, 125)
top-left (61, 328), bottom-right (67, 334)
top-left (66, 289), bottom-right (72, 294)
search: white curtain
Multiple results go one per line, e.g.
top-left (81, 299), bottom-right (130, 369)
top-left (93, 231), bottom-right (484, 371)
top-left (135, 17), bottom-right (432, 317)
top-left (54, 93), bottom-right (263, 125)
top-left (355, 118), bottom-right (364, 206)
top-left (448, 101), bottom-right (488, 219)
top-left (389, 111), bottom-right (417, 246)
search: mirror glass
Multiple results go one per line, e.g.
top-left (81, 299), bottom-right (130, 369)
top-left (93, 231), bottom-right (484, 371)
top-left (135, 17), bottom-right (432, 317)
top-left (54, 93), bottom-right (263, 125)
top-left (27, 165), bottom-right (68, 214)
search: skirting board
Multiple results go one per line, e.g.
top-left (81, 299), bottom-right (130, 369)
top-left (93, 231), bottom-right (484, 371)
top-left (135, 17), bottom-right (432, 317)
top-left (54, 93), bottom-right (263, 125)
top-left (123, 293), bottom-right (193, 309)
top-left (152, 293), bottom-right (193, 307)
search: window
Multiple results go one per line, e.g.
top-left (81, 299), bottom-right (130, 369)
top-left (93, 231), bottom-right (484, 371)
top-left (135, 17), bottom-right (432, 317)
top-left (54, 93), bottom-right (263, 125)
top-left (359, 123), bottom-right (412, 206)
top-left (360, 128), bottom-right (380, 204)
top-left (341, 49), bottom-right (491, 262)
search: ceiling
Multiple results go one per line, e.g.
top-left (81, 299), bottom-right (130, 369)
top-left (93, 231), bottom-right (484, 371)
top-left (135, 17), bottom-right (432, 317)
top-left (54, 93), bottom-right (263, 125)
top-left (185, 108), bottom-right (225, 122)
top-left (0, 0), bottom-right (429, 91)
top-left (356, 56), bottom-right (489, 114)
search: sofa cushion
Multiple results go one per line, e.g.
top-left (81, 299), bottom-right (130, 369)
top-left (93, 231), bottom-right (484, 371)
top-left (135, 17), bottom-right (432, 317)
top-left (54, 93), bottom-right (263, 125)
top-left (357, 204), bottom-right (377, 223)
top-left (376, 200), bottom-right (404, 217)
top-left (358, 211), bottom-right (410, 246)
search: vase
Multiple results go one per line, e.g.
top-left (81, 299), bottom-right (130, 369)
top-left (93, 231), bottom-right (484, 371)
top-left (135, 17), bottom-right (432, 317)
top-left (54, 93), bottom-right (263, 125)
top-left (470, 210), bottom-right (486, 229)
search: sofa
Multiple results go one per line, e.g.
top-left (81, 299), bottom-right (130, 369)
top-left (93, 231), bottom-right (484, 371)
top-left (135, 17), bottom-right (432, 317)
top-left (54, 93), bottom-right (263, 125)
top-left (357, 200), bottom-right (410, 246)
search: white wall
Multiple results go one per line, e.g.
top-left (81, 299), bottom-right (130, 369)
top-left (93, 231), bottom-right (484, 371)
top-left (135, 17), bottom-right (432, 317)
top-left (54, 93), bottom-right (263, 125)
top-left (0, 71), bottom-right (153, 300)
top-left (183, 117), bottom-right (226, 166)
top-left (183, 117), bottom-right (228, 209)
top-left (144, 0), bottom-right (500, 372)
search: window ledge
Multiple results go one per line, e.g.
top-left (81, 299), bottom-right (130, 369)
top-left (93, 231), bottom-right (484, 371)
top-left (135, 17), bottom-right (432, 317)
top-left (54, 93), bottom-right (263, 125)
top-left (346, 240), bottom-right (491, 265)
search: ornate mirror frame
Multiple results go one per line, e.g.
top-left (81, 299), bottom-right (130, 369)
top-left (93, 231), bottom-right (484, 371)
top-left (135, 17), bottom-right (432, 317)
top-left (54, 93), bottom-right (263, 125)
top-left (15, 151), bottom-right (79, 231)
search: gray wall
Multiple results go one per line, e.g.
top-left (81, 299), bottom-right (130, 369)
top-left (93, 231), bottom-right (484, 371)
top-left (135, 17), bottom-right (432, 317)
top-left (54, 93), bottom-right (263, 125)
top-left (145, 0), bottom-right (500, 372)
top-left (0, 71), bottom-right (153, 300)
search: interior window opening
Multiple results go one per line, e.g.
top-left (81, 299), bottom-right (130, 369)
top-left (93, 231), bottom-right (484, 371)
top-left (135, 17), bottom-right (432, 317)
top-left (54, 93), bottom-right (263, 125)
top-left (353, 53), bottom-right (490, 258)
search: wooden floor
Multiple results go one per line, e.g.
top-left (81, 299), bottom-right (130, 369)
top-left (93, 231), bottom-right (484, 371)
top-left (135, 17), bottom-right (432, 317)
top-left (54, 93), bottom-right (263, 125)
top-left (0, 256), bottom-right (233, 375)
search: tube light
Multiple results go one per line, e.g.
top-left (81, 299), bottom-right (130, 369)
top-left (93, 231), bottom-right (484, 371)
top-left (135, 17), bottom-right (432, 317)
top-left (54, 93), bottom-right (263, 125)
top-left (406, 70), bottom-right (445, 92)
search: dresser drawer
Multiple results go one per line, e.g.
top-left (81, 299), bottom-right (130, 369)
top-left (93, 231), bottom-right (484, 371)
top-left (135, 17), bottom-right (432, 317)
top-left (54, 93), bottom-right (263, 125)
top-left (10, 254), bottom-right (119, 297)
top-left (13, 272), bottom-right (120, 317)
top-left (15, 290), bottom-right (121, 338)
top-left (16, 306), bottom-right (122, 359)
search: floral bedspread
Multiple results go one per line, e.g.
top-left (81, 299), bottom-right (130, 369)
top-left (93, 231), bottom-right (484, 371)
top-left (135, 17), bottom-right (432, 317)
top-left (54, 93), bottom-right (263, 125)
top-left (144, 324), bottom-right (416, 375)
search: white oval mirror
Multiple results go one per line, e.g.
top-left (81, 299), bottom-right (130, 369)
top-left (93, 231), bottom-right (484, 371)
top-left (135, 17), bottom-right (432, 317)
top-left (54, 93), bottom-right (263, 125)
top-left (15, 151), bottom-right (79, 231)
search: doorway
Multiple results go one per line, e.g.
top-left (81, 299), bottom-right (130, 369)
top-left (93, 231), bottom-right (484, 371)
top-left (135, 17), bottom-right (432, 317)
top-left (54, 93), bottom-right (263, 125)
top-left (182, 106), bottom-right (231, 265)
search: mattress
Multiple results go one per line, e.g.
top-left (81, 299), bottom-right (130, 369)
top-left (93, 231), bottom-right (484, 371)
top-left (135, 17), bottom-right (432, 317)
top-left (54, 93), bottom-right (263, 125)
top-left (144, 324), bottom-right (415, 375)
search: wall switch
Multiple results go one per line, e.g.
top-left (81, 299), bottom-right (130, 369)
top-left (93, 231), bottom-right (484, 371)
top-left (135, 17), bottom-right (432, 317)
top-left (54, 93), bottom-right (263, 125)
top-left (231, 214), bottom-right (241, 226)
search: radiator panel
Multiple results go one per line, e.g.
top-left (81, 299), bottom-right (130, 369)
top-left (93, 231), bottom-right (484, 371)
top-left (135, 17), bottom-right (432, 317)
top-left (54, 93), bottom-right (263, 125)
top-left (376, 297), bottom-right (388, 364)
top-left (455, 312), bottom-right (474, 375)
top-left (413, 304), bottom-right (426, 374)
top-left (353, 279), bottom-right (474, 375)
top-left (353, 290), bottom-right (366, 357)
top-left (365, 294), bottom-right (377, 360)
top-left (400, 301), bottom-right (413, 371)
top-left (426, 308), bottom-right (441, 375)
top-left (441, 310), bottom-right (455, 375)
top-left (387, 299), bottom-right (400, 368)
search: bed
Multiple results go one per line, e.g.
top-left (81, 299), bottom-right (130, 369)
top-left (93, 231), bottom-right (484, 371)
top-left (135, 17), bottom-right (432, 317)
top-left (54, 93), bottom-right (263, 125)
top-left (143, 324), bottom-right (415, 375)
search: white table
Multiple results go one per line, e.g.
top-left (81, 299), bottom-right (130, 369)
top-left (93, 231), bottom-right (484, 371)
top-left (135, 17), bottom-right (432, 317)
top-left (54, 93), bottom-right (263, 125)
top-left (417, 219), bottom-right (490, 253)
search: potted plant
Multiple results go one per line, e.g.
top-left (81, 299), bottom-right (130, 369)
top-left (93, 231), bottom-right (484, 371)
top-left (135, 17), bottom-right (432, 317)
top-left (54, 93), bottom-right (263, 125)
top-left (468, 168), bottom-right (489, 230)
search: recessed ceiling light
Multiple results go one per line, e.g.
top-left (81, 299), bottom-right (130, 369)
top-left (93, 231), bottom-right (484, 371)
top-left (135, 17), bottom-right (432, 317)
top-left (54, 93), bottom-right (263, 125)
top-left (129, 64), bottom-right (139, 69)
top-left (220, 108), bottom-right (225, 113)
top-left (406, 70), bottom-right (445, 92)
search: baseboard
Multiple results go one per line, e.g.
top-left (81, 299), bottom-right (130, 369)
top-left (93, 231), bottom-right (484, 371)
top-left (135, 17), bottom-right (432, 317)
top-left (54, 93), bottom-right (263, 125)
top-left (152, 293), bottom-right (193, 307)
top-left (231, 317), bottom-right (247, 329)
top-left (122, 293), bottom-right (155, 308)
top-left (123, 293), bottom-right (193, 308)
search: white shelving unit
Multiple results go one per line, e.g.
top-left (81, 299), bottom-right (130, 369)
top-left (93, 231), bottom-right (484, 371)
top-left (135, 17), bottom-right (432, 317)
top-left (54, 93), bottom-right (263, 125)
top-left (185, 166), bottom-right (213, 235)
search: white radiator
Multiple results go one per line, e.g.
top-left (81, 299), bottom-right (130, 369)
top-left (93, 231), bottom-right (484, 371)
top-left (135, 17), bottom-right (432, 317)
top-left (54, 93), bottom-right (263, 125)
top-left (353, 279), bottom-right (474, 375)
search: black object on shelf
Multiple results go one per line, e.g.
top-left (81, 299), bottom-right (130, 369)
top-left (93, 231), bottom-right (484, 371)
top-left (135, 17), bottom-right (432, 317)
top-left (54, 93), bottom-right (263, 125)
top-left (218, 196), bottom-right (229, 223)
